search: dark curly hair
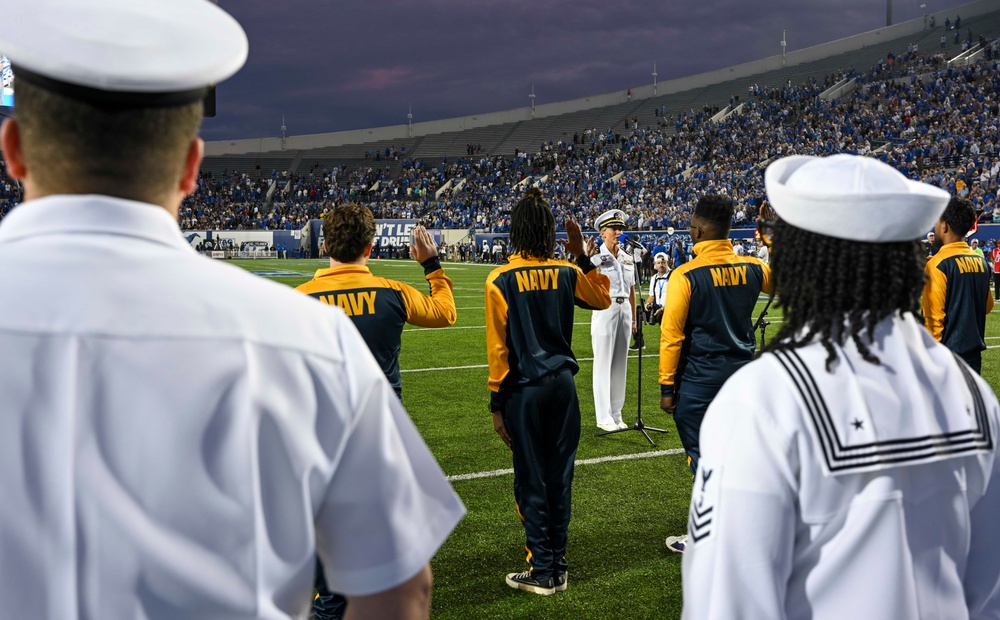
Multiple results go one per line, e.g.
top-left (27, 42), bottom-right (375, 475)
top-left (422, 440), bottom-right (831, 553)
top-left (941, 196), bottom-right (976, 237)
top-left (763, 219), bottom-right (926, 371)
top-left (509, 187), bottom-right (556, 259)
top-left (323, 203), bottom-right (375, 262)
top-left (693, 194), bottom-right (734, 233)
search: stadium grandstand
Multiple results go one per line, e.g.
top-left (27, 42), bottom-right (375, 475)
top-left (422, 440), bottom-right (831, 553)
top-left (4, 2), bottom-right (1000, 258)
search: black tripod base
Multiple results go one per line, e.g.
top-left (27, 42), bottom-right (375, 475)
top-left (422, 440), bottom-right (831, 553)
top-left (596, 417), bottom-right (669, 447)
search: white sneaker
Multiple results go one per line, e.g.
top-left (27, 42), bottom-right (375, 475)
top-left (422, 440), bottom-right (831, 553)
top-left (665, 534), bottom-right (688, 554)
top-left (597, 423), bottom-right (619, 432)
top-left (616, 421), bottom-right (629, 430)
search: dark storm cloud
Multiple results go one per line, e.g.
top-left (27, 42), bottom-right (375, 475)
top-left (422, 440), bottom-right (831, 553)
top-left (201, 0), bottom-right (971, 141)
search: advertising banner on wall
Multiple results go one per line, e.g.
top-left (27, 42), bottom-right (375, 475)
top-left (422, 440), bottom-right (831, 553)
top-left (312, 219), bottom-right (441, 258)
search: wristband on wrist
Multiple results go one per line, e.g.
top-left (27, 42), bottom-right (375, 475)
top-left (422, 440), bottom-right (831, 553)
top-left (420, 256), bottom-right (443, 276)
top-left (575, 252), bottom-right (595, 274)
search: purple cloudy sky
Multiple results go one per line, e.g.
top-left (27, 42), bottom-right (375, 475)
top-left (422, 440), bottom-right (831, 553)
top-left (201, 0), bottom-right (971, 141)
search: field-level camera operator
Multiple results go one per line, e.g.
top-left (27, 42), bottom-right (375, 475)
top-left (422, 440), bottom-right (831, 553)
top-left (645, 251), bottom-right (670, 324)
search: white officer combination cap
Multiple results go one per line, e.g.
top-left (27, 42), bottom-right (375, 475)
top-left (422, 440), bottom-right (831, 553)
top-left (0, 0), bottom-right (248, 108)
top-left (595, 209), bottom-right (627, 231)
top-left (764, 154), bottom-right (951, 243)
top-left (654, 252), bottom-right (669, 261)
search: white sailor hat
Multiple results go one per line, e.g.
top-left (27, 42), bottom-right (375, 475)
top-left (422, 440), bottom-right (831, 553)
top-left (653, 252), bottom-right (669, 261)
top-left (764, 154), bottom-right (950, 242)
top-left (0, 0), bottom-right (248, 109)
top-left (595, 209), bottom-right (627, 231)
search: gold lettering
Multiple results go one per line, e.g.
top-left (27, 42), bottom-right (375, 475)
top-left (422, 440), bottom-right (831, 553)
top-left (359, 291), bottom-right (377, 314)
top-left (711, 268), bottom-right (724, 287)
top-left (315, 292), bottom-right (377, 316)
top-left (515, 271), bottom-right (531, 293)
top-left (710, 265), bottom-right (749, 287)
top-left (515, 268), bottom-right (562, 292)
top-left (543, 268), bottom-right (559, 289)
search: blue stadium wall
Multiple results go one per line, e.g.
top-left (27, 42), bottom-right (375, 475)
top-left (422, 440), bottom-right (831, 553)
top-left (183, 223), bottom-right (1000, 256)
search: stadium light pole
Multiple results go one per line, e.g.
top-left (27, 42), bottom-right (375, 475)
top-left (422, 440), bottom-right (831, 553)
top-left (921, 3), bottom-right (927, 29)
top-left (407, 104), bottom-right (413, 137)
top-left (280, 115), bottom-right (286, 151)
top-left (781, 30), bottom-right (787, 66)
top-left (529, 85), bottom-right (536, 118)
top-left (886, 0), bottom-right (893, 26)
top-left (652, 62), bottom-right (658, 95)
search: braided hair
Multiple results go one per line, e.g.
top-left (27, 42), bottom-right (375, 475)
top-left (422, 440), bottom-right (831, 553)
top-left (509, 187), bottom-right (556, 259)
top-left (763, 220), bottom-right (926, 371)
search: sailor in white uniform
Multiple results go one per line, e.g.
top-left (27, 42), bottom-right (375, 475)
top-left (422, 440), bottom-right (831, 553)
top-left (681, 154), bottom-right (1000, 620)
top-left (0, 2), bottom-right (466, 617)
top-left (590, 209), bottom-right (636, 431)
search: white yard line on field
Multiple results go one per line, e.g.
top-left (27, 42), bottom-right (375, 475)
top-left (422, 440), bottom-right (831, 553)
top-left (405, 321), bottom-right (591, 333)
top-left (402, 352), bottom-right (648, 372)
top-left (447, 448), bottom-right (685, 481)
top-left (406, 318), bottom-right (784, 332)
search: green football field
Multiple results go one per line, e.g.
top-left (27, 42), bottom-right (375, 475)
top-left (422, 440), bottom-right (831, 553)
top-left (234, 257), bottom-right (1000, 620)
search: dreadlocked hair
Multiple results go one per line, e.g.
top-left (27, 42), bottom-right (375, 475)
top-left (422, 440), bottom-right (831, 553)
top-left (763, 220), bottom-right (926, 371)
top-left (509, 187), bottom-right (556, 259)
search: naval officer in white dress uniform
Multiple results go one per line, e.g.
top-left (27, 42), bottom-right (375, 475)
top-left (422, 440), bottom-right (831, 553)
top-left (590, 209), bottom-right (636, 431)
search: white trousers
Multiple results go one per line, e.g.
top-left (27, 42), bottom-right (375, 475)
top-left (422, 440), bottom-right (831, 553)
top-left (591, 299), bottom-right (631, 426)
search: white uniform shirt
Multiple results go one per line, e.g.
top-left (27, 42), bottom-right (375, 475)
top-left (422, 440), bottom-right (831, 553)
top-left (591, 244), bottom-right (635, 299)
top-left (757, 243), bottom-right (770, 264)
top-left (682, 314), bottom-right (1000, 620)
top-left (649, 271), bottom-right (669, 307)
top-left (0, 196), bottom-right (466, 619)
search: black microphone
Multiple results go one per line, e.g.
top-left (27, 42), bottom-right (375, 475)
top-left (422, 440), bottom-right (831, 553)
top-left (620, 234), bottom-right (645, 251)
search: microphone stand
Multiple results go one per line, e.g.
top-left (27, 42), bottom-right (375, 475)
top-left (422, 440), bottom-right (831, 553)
top-left (597, 275), bottom-right (669, 446)
top-left (754, 293), bottom-right (776, 349)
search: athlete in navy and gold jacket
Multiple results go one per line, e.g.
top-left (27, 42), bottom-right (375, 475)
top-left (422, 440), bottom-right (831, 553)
top-left (295, 204), bottom-right (456, 619)
top-left (923, 198), bottom-right (994, 373)
top-left (296, 215), bottom-right (455, 397)
top-left (486, 189), bottom-right (610, 596)
top-left (486, 251), bottom-right (611, 409)
top-left (659, 195), bottom-right (772, 478)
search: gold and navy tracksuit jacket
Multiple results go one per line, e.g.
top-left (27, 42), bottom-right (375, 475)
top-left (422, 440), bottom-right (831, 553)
top-left (297, 258), bottom-right (456, 395)
top-left (923, 241), bottom-right (994, 356)
top-left (486, 255), bottom-right (611, 411)
top-left (659, 239), bottom-right (772, 392)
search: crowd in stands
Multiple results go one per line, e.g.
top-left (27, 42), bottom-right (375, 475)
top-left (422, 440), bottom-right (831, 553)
top-left (4, 27), bottom-right (1000, 241)
top-left (0, 160), bottom-right (17, 219)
